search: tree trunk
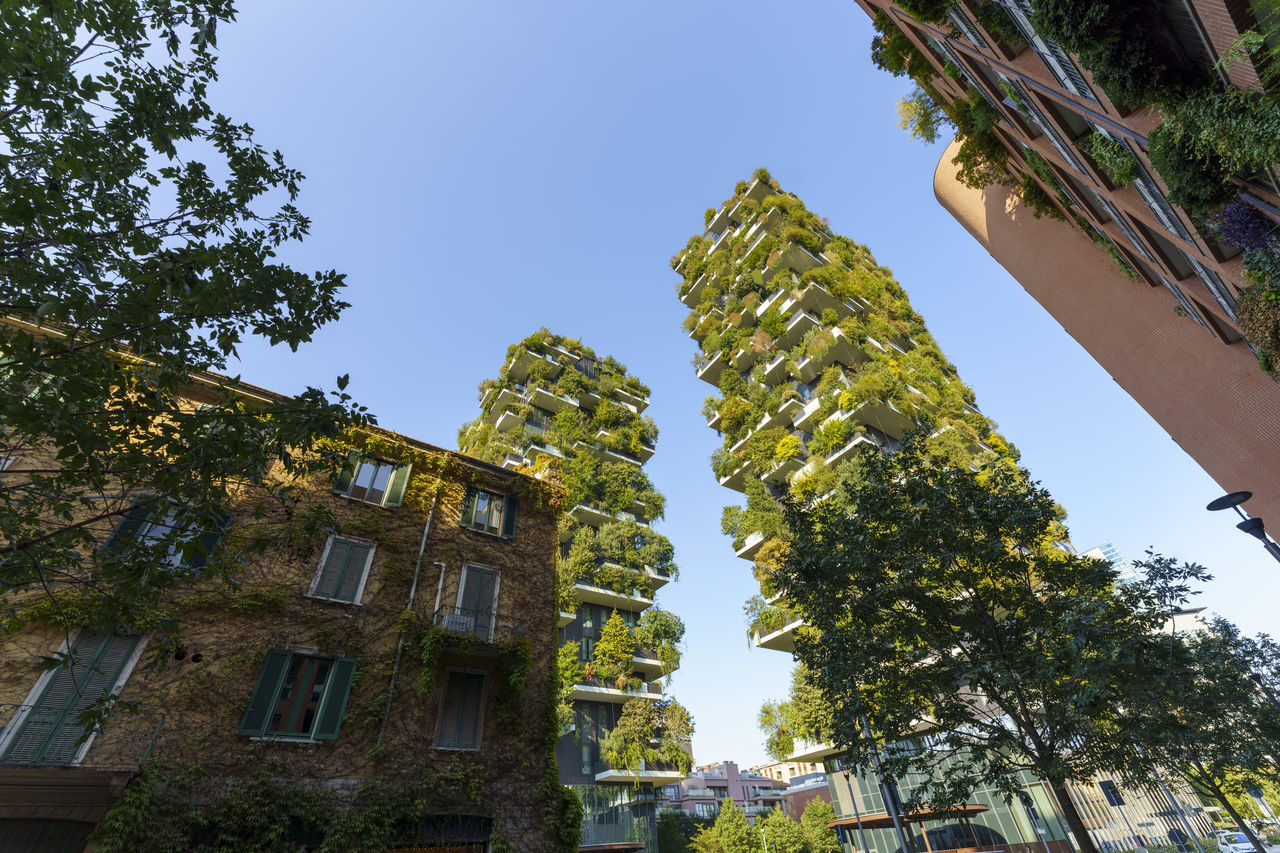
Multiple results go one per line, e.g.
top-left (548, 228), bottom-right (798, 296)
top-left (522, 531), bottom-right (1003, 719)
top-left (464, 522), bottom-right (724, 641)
top-left (1048, 779), bottom-right (1101, 853)
top-left (1191, 763), bottom-right (1266, 853)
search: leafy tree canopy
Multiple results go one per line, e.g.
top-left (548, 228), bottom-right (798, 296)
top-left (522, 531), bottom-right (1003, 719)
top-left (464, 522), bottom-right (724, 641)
top-left (0, 0), bottom-right (367, 645)
top-left (776, 431), bottom-right (1209, 853)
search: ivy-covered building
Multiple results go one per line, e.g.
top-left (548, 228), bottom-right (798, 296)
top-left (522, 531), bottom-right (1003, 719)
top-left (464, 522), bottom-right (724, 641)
top-left (864, 0), bottom-right (1280, 529)
top-left (459, 331), bottom-right (691, 853)
top-left (0, 376), bottom-right (576, 852)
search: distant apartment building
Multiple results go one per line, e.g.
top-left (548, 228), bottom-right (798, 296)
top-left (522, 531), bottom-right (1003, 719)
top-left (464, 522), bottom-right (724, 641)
top-left (1083, 541), bottom-right (1138, 583)
top-left (859, 0), bottom-right (1280, 528)
top-left (459, 331), bottom-right (688, 853)
top-left (780, 772), bottom-right (835, 820)
top-left (0, 377), bottom-right (568, 852)
top-left (660, 761), bottom-right (789, 822)
top-left (750, 758), bottom-right (826, 784)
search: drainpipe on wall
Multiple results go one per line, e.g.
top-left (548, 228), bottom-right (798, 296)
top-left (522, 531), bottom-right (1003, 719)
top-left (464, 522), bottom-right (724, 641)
top-left (377, 491), bottom-right (438, 748)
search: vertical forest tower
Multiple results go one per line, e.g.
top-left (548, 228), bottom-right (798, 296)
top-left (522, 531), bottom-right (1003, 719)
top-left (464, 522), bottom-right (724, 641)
top-left (459, 332), bottom-right (690, 852)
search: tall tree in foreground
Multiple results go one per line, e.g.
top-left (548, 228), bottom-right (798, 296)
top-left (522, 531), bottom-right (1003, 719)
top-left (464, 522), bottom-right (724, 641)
top-left (777, 432), bottom-right (1208, 853)
top-left (0, 2), bottom-right (367, 645)
top-left (1121, 614), bottom-right (1280, 853)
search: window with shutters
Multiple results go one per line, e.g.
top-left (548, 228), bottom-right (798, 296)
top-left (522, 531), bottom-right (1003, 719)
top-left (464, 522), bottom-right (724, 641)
top-left (332, 450), bottom-right (411, 508)
top-left (436, 670), bottom-right (485, 750)
top-left (237, 650), bottom-right (357, 741)
top-left (307, 536), bottom-right (375, 604)
top-left (101, 499), bottom-right (231, 574)
top-left (452, 564), bottom-right (500, 642)
top-left (0, 630), bottom-right (142, 766)
top-left (459, 485), bottom-right (517, 538)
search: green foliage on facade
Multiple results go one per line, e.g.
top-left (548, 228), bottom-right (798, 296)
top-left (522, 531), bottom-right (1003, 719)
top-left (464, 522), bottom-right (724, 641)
top-left (800, 798), bottom-right (842, 853)
top-left (691, 800), bottom-right (764, 853)
top-left (756, 664), bottom-right (834, 762)
top-left (598, 698), bottom-right (693, 778)
top-left (675, 173), bottom-right (1016, 652)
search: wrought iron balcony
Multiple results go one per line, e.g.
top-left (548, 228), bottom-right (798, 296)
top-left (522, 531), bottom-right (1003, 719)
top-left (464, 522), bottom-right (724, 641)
top-left (430, 606), bottom-right (526, 644)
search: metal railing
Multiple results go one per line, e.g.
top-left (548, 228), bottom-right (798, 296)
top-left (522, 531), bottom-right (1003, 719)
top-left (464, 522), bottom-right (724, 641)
top-left (430, 606), bottom-right (526, 644)
top-left (0, 703), bottom-right (163, 770)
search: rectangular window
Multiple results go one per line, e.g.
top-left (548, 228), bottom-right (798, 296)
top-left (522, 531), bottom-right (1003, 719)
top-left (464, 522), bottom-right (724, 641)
top-left (102, 500), bottom-right (231, 573)
top-left (309, 536), bottom-right (374, 604)
top-left (455, 565), bottom-right (499, 642)
top-left (438, 671), bottom-right (485, 750)
top-left (459, 485), bottom-right (518, 538)
top-left (238, 650), bottom-right (357, 741)
top-left (332, 450), bottom-right (411, 507)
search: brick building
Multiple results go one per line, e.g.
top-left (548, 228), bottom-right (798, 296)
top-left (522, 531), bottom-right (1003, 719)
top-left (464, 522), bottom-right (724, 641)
top-left (0, 377), bottom-right (569, 852)
top-left (857, 0), bottom-right (1280, 526)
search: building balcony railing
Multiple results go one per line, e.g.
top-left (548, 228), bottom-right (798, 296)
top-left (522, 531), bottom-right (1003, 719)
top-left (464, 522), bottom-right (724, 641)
top-left (430, 606), bottom-right (526, 645)
top-left (0, 704), bottom-right (163, 771)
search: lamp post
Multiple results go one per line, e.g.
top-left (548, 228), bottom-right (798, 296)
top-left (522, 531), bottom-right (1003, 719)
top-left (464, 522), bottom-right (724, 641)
top-left (1206, 491), bottom-right (1280, 564)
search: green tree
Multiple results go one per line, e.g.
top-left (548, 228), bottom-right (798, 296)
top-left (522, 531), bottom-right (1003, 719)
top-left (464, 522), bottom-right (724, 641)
top-left (0, 1), bottom-right (367, 647)
top-left (758, 806), bottom-right (806, 853)
top-left (708, 801), bottom-right (763, 853)
top-left (800, 798), bottom-right (841, 853)
top-left (757, 664), bottom-right (834, 762)
top-left (897, 85), bottom-right (954, 144)
top-left (657, 810), bottom-right (707, 853)
top-left (1120, 614), bottom-right (1280, 853)
top-left (777, 431), bottom-right (1207, 853)
top-left (593, 610), bottom-right (637, 689)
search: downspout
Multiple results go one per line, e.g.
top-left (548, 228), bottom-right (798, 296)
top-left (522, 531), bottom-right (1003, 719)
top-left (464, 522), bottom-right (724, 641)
top-left (377, 491), bottom-right (438, 748)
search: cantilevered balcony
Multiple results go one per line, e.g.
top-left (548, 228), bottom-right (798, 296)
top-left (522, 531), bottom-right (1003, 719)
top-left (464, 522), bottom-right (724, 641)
top-left (481, 386), bottom-right (524, 422)
top-left (706, 227), bottom-right (735, 257)
top-left (680, 273), bottom-right (710, 308)
top-left (573, 581), bottom-right (654, 611)
top-left (763, 241), bottom-right (823, 281)
top-left (751, 616), bottom-right (805, 652)
top-left (847, 397), bottom-right (915, 440)
top-left (787, 738), bottom-right (841, 763)
top-left (717, 458), bottom-right (755, 494)
top-left (595, 766), bottom-right (687, 785)
top-left (792, 397), bottom-right (825, 432)
top-left (696, 354), bottom-right (725, 386)
top-left (706, 203), bottom-right (733, 236)
top-left (735, 531), bottom-right (766, 561)
top-left (632, 649), bottom-right (666, 681)
top-left (569, 678), bottom-right (663, 704)
top-left (494, 408), bottom-right (525, 432)
top-left (570, 502), bottom-right (647, 528)
top-left (759, 351), bottom-right (789, 385)
top-left (505, 349), bottom-right (562, 383)
top-left (527, 385), bottom-right (577, 414)
top-left (792, 328), bottom-right (866, 384)
top-left (575, 439), bottom-right (642, 468)
top-left (826, 432), bottom-right (881, 467)
top-left (789, 281), bottom-right (867, 319)
top-left (763, 451), bottom-right (807, 485)
top-left (557, 610), bottom-right (576, 628)
top-left (613, 384), bottom-right (650, 414)
top-left (777, 309), bottom-right (821, 349)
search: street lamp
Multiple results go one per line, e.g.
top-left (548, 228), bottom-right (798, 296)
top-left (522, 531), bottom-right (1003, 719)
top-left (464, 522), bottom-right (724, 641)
top-left (1206, 491), bottom-right (1280, 565)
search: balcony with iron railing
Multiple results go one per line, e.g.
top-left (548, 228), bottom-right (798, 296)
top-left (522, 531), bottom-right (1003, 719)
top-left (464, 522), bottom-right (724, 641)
top-left (0, 703), bottom-right (163, 771)
top-left (430, 605), bottom-right (526, 645)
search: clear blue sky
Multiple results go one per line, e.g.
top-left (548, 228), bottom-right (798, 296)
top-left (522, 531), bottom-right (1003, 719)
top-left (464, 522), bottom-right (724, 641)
top-left (215, 1), bottom-right (1280, 768)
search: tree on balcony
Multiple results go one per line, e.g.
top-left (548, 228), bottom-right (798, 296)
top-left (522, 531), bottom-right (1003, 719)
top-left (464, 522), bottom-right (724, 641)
top-left (599, 698), bottom-right (693, 777)
top-left (592, 610), bottom-right (637, 690)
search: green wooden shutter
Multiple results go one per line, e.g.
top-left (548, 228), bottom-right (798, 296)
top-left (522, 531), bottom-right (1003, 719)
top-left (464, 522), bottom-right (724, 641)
top-left (312, 657), bottom-right (357, 740)
top-left (100, 498), bottom-right (152, 556)
top-left (500, 496), bottom-right (518, 539)
top-left (332, 450), bottom-right (360, 496)
top-left (1, 632), bottom-right (139, 765)
top-left (186, 510), bottom-right (232, 572)
top-left (459, 485), bottom-right (477, 528)
top-left (237, 650), bottom-right (292, 737)
top-left (315, 538), bottom-right (371, 602)
top-left (383, 462), bottom-right (412, 507)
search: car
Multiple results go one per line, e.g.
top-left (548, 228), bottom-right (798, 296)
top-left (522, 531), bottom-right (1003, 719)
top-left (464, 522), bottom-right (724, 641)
top-left (1218, 832), bottom-right (1255, 853)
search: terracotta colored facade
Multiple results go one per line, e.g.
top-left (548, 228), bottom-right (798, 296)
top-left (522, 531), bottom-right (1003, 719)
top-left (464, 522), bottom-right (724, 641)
top-left (934, 146), bottom-right (1280, 527)
top-left (856, 0), bottom-right (1280, 526)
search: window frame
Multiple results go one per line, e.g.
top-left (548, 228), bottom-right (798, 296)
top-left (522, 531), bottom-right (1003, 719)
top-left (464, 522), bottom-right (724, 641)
top-left (459, 484), bottom-right (518, 539)
top-left (101, 497), bottom-right (232, 574)
top-left (0, 629), bottom-right (148, 766)
top-left (332, 450), bottom-right (411, 508)
top-left (435, 668), bottom-right (487, 751)
top-left (453, 563), bottom-right (501, 642)
top-left (238, 649), bottom-right (357, 742)
top-left (306, 535), bottom-right (376, 605)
